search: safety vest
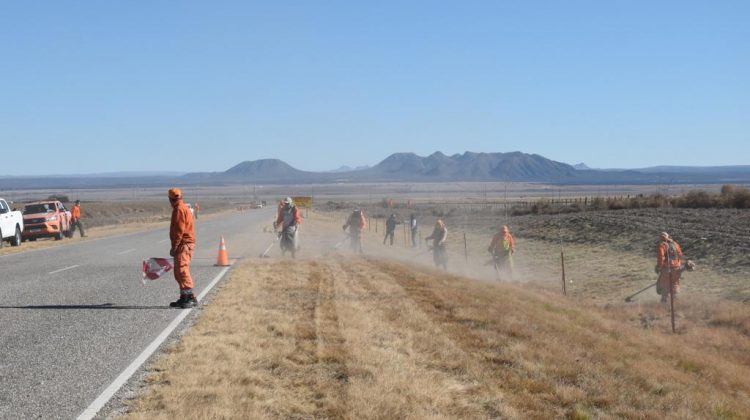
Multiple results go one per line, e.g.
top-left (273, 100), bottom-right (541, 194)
top-left (281, 206), bottom-right (297, 228)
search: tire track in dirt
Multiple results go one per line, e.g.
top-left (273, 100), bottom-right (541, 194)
top-left (278, 259), bottom-right (352, 418)
top-left (331, 256), bottom-right (516, 419)
top-left (307, 261), bottom-right (351, 418)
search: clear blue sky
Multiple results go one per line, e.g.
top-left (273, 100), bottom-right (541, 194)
top-left (1, 1), bottom-right (747, 176)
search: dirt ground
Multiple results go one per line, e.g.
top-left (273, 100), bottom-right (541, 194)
top-left (122, 208), bottom-right (750, 419)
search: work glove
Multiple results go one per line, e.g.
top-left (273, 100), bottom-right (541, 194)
top-left (342, 224), bottom-right (347, 231)
top-left (487, 246), bottom-right (494, 254)
top-left (169, 248), bottom-right (175, 257)
top-left (654, 265), bottom-right (660, 275)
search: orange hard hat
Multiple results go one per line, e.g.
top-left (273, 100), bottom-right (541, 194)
top-left (168, 188), bottom-right (182, 199)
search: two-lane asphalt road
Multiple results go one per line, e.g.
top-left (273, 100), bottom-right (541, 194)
top-left (0, 209), bottom-right (273, 419)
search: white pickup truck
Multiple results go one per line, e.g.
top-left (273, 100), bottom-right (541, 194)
top-left (0, 198), bottom-right (24, 247)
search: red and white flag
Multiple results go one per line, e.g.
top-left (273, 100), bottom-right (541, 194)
top-left (142, 257), bottom-right (174, 284)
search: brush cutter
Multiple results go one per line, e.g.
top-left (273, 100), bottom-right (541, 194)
top-left (624, 260), bottom-right (696, 302)
top-left (412, 245), bottom-right (434, 258)
top-left (332, 235), bottom-right (349, 250)
top-left (624, 282), bottom-right (657, 302)
top-left (321, 235), bottom-right (350, 257)
top-left (259, 234), bottom-right (281, 258)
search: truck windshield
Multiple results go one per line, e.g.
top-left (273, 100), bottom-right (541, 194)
top-left (24, 204), bottom-right (53, 214)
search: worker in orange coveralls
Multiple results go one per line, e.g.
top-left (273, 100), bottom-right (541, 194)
top-left (69, 200), bottom-right (86, 237)
top-left (489, 225), bottom-right (515, 280)
top-left (425, 219), bottom-right (448, 270)
top-left (656, 232), bottom-right (683, 304)
top-left (275, 197), bottom-right (303, 257)
top-left (342, 208), bottom-right (368, 254)
top-left (168, 188), bottom-right (197, 308)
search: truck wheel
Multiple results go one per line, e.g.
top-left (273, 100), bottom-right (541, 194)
top-left (10, 226), bottom-right (21, 247)
top-left (0, 228), bottom-right (3, 248)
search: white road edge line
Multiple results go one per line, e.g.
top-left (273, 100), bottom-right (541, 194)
top-left (48, 265), bottom-right (80, 275)
top-left (117, 248), bottom-right (136, 255)
top-left (76, 261), bottom-right (234, 420)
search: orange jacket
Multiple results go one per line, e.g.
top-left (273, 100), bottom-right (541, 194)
top-left (344, 210), bottom-right (368, 232)
top-left (276, 205), bottom-right (302, 227)
top-left (489, 231), bottom-right (515, 254)
top-left (426, 220), bottom-right (447, 244)
top-left (71, 204), bottom-right (81, 221)
top-left (657, 239), bottom-right (683, 269)
top-left (275, 201), bottom-right (284, 219)
top-left (170, 199), bottom-right (195, 250)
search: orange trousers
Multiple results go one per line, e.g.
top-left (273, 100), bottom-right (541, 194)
top-left (174, 243), bottom-right (195, 290)
top-left (657, 269), bottom-right (681, 297)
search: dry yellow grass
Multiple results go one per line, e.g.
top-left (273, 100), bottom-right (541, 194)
top-left (124, 252), bottom-right (750, 419)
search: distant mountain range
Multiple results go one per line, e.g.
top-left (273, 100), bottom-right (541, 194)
top-left (181, 152), bottom-right (579, 184)
top-left (1, 151), bottom-right (749, 189)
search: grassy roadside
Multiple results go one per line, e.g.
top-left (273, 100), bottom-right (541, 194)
top-left (122, 256), bottom-right (750, 419)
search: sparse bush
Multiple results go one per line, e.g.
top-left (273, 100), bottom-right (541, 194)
top-left (678, 190), bottom-right (717, 208)
top-left (589, 197), bottom-right (608, 211)
top-left (727, 187), bottom-right (750, 209)
top-left (721, 184), bottom-right (735, 196)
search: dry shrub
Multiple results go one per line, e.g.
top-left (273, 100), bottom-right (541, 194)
top-left (722, 185), bottom-right (750, 208)
top-left (676, 190), bottom-right (717, 208)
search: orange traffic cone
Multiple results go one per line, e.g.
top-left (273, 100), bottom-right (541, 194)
top-left (215, 236), bottom-right (230, 266)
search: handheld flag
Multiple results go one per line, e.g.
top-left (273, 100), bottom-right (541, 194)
top-left (142, 257), bottom-right (174, 284)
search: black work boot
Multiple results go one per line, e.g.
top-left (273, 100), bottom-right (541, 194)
top-left (180, 293), bottom-right (198, 308)
top-left (170, 295), bottom-right (187, 308)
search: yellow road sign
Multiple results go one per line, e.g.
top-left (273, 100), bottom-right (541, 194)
top-left (292, 196), bottom-right (313, 208)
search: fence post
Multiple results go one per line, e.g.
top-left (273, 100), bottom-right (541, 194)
top-left (670, 277), bottom-right (676, 333)
top-left (561, 251), bottom-right (567, 296)
top-left (464, 233), bottom-right (468, 263)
